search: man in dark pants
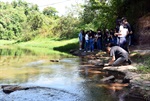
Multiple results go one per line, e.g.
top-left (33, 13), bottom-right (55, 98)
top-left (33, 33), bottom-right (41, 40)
top-left (105, 46), bottom-right (131, 66)
top-left (122, 17), bottom-right (133, 46)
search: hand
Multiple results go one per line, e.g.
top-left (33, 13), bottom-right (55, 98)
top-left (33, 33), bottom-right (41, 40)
top-left (114, 33), bottom-right (118, 36)
top-left (104, 63), bottom-right (109, 66)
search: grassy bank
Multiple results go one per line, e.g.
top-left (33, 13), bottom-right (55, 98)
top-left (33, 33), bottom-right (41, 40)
top-left (0, 38), bottom-right (79, 55)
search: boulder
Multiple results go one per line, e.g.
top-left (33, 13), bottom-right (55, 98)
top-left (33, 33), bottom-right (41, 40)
top-left (1, 85), bottom-right (29, 94)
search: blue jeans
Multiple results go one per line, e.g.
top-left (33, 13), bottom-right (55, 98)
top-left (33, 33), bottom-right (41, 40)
top-left (89, 38), bottom-right (94, 51)
top-left (114, 37), bottom-right (117, 45)
top-left (117, 37), bottom-right (128, 52)
top-left (97, 39), bottom-right (102, 50)
top-left (84, 40), bottom-right (89, 51)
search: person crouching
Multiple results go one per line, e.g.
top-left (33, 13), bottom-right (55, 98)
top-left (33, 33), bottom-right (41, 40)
top-left (105, 46), bottom-right (131, 66)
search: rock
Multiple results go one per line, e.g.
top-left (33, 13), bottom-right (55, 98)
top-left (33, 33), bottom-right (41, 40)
top-left (100, 75), bottom-right (115, 82)
top-left (88, 59), bottom-right (103, 66)
top-left (50, 59), bottom-right (59, 62)
top-left (122, 78), bottom-right (130, 83)
top-left (69, 49), bottom-right (76, 53)
top-left (115, 79), bottom-right (123, 83)
top-left (103, 65), bottom-right (137, 72)
top-left (1, 85), bottom-right (29, 94)
top-left (95, 63), bottom-right (104, 67)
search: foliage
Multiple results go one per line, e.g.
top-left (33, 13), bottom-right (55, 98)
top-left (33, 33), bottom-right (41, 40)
top-left (80, 0), bottom-right (117, 30)
top-left (52, 14), bottom-right (80, 39)
top-left (43, 7), bottom-right (58, 18)
top-left (131, 53), bottom-right (150, 73)
top-left (137, 55), bottom-right (150, 73)
top-left (0, 0), bottom-right (81, 40)
top-left (0, 0), bottom-right (149, 41)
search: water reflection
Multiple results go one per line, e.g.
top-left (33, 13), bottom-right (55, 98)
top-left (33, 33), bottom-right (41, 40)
top-left (0, 48), bottom-right (36, 56)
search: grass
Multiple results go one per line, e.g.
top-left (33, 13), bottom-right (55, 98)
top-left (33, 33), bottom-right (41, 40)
top-left (130, 52), bottom-right (150, 73)
top-left (0, 38), bottom-right (79, 55)
top-left (15, 38), bottom-right (78, 51)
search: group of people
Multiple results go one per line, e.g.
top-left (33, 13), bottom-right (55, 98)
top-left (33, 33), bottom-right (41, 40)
top-left (78, 17), bottom-right (132, 66)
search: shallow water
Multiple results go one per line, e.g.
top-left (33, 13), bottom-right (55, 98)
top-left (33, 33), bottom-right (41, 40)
top-left (0, 48), bottom-right (142, 101)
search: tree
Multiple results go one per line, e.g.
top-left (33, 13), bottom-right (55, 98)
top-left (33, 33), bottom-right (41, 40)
top-left (43, 7), bottom-right (58, 18)
top-left (27, 12), bottom-right (43, 31)
top-left (80, 0), bottom-right (117, 30)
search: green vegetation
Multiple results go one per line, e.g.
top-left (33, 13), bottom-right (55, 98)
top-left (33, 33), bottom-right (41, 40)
top-left (130, 52), bottom-right (150, 73)
top-left (0, 38), bottom-right (79, 56)
top-left (0, 0), bottom-right (149, 42)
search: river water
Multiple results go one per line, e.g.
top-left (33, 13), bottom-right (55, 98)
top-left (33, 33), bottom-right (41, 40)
top-left (0, 48), bottom-right (141, 101)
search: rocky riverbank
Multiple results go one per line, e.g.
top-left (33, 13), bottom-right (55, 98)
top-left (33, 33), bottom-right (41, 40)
top-left (70, 48), bottom-right (150, 101)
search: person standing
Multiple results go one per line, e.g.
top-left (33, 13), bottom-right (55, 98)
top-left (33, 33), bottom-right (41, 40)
top-left (89, 30), bottom-right (94, 52)
top-left (113, 28), bottom-right (118, 45)
top-left (96, 29), bottom-right (102, 51)
top-left (115, 21), bottom-right (129, 52)
top-left (122, 17), bottom-right (133, 46)
top-left (84, 31), bottom-right (89, 52)
top-left (81, 30), bottom-right (85, 50)
top-left (78, 30), bottom-right (84, 50)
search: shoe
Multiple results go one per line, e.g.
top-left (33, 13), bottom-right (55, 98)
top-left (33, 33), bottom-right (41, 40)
top-left (127, 59), bottom-right (132, 65)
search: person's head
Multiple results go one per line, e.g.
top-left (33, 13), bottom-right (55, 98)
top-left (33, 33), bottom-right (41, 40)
top-left (89, 30), bottom-right (93, 33)
top-left (97, 28), bottom-right (101, 32)
top-left (86, 31), bottom-right (89, 35)
top-left (106, 46), bottom-right (111, 54)
top-left (122, 17), bottom-right (127, 24)
top-left (81, 30), bottom-right (84, 33)
top-left (97, 30), bottom-right (101, 33)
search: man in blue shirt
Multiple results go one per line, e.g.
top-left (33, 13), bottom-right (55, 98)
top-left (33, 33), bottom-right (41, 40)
top-left (78, 30), bottom-right (83, 50)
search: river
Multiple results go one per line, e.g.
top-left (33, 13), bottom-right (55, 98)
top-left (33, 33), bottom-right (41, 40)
top-left (0, 47), bottom-right (143, 101)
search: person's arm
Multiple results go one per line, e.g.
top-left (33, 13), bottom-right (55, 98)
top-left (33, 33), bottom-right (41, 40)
top-left (108, 56), bottom-right (115, 65)
top-left (127, 23), bottom-right (132, 34)
top-left (104, 56), bottom-right (115, 66)
top-left (115, 32), bottom-right (122, 36)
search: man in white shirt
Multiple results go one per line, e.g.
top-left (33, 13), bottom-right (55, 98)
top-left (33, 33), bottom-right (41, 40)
top-left (115, 22), bottom-right (129, 52)
top-left (84, 31), bottom-right (89, 52)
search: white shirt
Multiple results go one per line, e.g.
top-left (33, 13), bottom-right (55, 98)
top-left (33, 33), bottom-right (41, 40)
top-left (85, 34), bottom-right (89, 41)
top-left (118, 25), bottom-right (128, 37)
